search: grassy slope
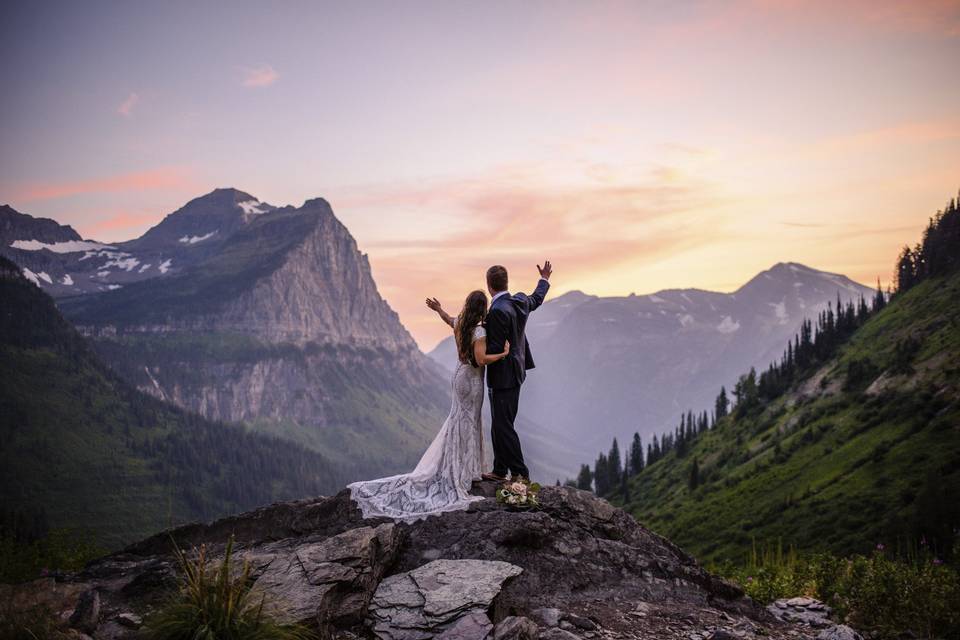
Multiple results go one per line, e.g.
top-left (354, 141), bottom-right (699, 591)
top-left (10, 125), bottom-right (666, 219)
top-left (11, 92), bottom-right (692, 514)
top-left (620, 271), bottom-right (960, 565)
top-left (0, 266), bottom-right (342, 549)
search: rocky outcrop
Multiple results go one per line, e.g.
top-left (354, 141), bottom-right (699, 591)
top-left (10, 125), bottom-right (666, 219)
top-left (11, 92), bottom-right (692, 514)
top-left (5, 483), bottom-right (835, 640)
top-left (766, 598), bottom-right (861, 640)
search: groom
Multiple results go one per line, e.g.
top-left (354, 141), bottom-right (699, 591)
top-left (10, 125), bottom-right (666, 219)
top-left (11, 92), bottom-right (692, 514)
top-left (482, 260), bottom-right (552, 482)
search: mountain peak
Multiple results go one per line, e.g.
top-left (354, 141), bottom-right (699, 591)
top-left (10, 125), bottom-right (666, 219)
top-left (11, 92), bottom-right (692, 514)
top-left (184, 187), bottom-right (260, 210)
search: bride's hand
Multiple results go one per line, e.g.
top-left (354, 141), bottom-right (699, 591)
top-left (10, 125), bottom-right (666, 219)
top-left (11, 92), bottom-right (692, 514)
top-left (425, 297), bottom-right (442, 312)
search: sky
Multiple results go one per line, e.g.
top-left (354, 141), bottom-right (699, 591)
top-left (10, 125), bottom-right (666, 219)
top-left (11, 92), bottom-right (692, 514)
top-left (2, 1), bottom-right (959, 349)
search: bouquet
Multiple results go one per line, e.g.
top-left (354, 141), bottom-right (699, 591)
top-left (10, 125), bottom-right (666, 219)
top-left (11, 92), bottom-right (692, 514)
top-left (496, 479), bottom-right (541, 509)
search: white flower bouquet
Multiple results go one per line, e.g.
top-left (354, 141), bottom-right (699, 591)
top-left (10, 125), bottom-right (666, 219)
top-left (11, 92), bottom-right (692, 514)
top-left (496, 479), bottom-right (541, 509)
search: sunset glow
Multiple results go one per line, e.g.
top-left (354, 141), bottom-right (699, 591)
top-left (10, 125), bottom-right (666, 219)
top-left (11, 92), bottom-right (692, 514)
top-left (2, 1), bottom-right (958, 348)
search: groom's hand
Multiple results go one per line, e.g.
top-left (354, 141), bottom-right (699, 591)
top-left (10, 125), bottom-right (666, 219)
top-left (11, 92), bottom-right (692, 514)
top-left (537, 260), bottom-right (552, 280)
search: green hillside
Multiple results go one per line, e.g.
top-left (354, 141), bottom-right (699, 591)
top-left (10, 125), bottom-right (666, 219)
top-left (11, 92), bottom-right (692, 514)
top-left (618, 270), bottom-right (959, 564)
top-left (592, 197), bottom-right (960, 566)
top-left (0, 256), bottom-right (343, 550)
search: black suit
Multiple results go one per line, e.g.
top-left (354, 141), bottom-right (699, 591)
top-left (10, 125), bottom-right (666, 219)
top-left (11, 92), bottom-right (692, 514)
top-left (485, 278), bottom-right (550, 477)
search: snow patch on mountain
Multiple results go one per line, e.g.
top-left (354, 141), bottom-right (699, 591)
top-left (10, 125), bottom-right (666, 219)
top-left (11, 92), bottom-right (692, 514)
top-left (139, 263), bottom-right (151, 273)
top-left (178, 230), bottom-right (218, 244)
top-left (10, 239), bottom-right (115, 253)
top-left (717, 316), bottom-right (741, 333)
top-left (99, 255), bottom-right (140, 271)
top-left (61, 274), bottom-right (74, 286)
top-left (679, 313), bottom-right (695, 328)
top-left (769, 301), bottom-right (788, 324)
top-left (21, 268), bottom-right (40, 286)
top-left (158, 259), bottom-right (172, 274)
top-left (237, 200), bottom-right (266, 215)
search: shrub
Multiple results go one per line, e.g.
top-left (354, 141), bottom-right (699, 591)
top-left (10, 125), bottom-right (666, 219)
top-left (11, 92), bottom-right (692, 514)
top-left (0, 528), bottom-right (106, 584)
top-left (147, 536), bottom-right (316, 640)
top-left (719, 541), bottom-right (960, 639)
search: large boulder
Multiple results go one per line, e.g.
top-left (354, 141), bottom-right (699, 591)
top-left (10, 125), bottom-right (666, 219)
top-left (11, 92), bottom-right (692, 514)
top-left (368, 559), bottom-right (522, 640)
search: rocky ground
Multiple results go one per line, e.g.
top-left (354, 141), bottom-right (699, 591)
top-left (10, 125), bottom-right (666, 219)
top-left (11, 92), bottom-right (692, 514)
top-left (1, 482), bottom-right (861, 640)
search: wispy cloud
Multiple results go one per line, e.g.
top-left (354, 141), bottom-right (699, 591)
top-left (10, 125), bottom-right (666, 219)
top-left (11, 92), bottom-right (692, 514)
top-left (11, 166), bottom-right (196, 202)
top-left (240, 64), bottom-right (279, 88)
top-left (336, 164), bottom-right (733, 346)
top-left (116, 92), bottom-right (140, 117)
top-left (83, 210), bottom-right (160, 238)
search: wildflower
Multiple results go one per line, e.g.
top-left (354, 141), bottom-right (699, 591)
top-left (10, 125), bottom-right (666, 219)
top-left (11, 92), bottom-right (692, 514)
top-left (933, 558), bottom-right (942, 566)
top-left (876, 543), bottom-right (885, 551)
top-left (746, 576), bottom-right (753, 582)
top-left (920, 536), bottom-right (927, 546)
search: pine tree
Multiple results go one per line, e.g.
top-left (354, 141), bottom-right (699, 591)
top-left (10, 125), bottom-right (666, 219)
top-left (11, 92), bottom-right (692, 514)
top-left (608, 438), bottom-right (623, 481)
top-left (594, 453), bottom-right (609, 495)
top-left (715, 386), bottom-right (729, 421)
top-left (688, 457), bottom-right (700, 491)
top-left (576, 464), bottom-right (593, 492)
top-left (620, 469), bottom-right (630, 501)
top-left (629, 432), bottom-right (644, 475)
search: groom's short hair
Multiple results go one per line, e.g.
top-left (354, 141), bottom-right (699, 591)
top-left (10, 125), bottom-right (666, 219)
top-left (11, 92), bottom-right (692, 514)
top-left (486, 265), bottom-right (508, 292)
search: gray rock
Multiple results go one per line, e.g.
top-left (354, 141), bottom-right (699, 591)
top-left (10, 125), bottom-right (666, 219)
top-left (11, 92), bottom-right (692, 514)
top-left (817, 625), bottom-right (863, 640)
top-left (707, 631), bottom-right (738, 640)
top-left (369, 559), bottom-right (522, 640)
top-left (563, 613), bottom-right (597, 631)
top-left (767, 598), bottom-right (833, 628)
top-left (115, 612), bottom-right (142, 628)
top-left (539, 628), bottom-right (582, 640)
top-left (494, 616), bottom-right (539, 640)
top-left (255, 523), bottom-right (399, 626)
top-left (69, 589), bottom-right (100, 634)
top-left (530, 608), bottom-right (562, 628)
top-left (436, 612), bottom-right (494, 640)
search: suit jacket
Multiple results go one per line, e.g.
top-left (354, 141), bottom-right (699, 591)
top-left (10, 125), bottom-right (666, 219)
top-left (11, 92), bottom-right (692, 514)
top-left (485, 278), bottom-right (550, 390)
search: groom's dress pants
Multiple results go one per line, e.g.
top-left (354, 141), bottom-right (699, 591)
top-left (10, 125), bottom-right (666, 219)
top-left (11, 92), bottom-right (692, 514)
top-left (489, 385), bottom-right (529, 479)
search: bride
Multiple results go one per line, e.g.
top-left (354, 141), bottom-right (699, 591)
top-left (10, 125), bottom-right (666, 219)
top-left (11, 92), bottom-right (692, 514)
top-left (348, 290), bottom-right (509, 522)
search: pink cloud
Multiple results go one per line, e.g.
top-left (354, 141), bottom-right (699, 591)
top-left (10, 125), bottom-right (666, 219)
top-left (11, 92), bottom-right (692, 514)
top-left (11, 166), bottom-right (197, 202)
top-left (116, 92), bottom-right (140, 117)
top-left (240, 64), bottom-right (279, 88)
top-left (83, 210), bottom-right (161, 237)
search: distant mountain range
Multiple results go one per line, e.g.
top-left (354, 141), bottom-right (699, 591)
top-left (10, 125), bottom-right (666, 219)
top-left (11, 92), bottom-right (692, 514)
top-left (1, 190), bottom-right (451, 487)
top-left (430, 263), bottom-right (875, 475)
top-left (2, 192), bottom-right (877, 486)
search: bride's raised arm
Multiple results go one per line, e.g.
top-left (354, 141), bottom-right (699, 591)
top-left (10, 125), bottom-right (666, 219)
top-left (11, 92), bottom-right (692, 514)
top-left (425, 297), bottom-right (456, 329)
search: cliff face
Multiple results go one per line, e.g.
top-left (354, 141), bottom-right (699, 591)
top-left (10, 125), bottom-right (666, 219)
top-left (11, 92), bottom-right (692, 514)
top-left (7, 483), bottom-right (837, 640)
top-left (55, 190), bottom-right (449, 483)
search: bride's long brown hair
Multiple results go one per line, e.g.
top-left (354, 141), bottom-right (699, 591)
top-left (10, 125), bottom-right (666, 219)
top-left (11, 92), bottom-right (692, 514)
top-left (456, 290), bottom-right (488, 367)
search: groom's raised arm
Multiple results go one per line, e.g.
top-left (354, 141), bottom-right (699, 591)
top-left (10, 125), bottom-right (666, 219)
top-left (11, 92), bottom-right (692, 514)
top-left (485, 308), bottom-right (509, 355)
top-left (525, 260), bottom-right (552, 312)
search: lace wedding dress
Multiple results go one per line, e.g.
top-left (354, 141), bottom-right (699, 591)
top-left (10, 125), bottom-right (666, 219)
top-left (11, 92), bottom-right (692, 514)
top-left (348, 324), bottom-right (486, 522)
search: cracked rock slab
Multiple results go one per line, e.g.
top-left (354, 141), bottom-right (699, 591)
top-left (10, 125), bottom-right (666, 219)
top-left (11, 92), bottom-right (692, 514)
top-left (369, 559), bottom-right (522, 640)
top-left (254, 523), bottom-right (399, 626)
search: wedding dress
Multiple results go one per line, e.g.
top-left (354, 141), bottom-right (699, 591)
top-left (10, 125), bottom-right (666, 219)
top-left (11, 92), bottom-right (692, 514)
top-left (348, 324), bottom-right (486, 522)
